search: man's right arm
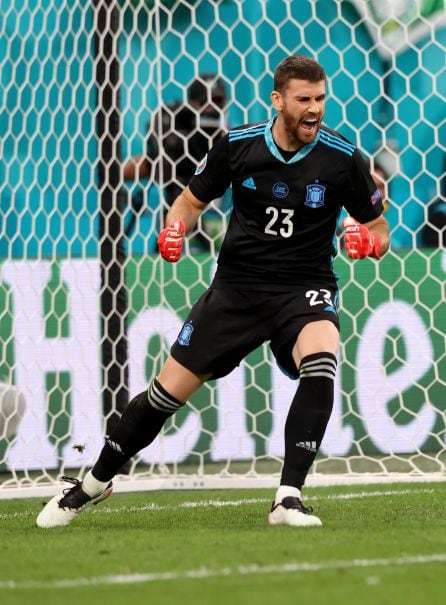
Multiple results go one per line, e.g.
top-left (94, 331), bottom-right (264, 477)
top-left (165, 186), bottom-right (207, 231)
top-left (158, 132), bottom-right (230, 262)
top-left (157, 187), bottom-right (207, 262)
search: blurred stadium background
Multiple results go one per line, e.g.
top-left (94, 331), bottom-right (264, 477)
top-left (0, 0), bottom-right (445, 497)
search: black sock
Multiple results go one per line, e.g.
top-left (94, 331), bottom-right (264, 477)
top-left (92, 379), bottom-right (184, 481)
top-left (280, 352), bottom-right (337, 490)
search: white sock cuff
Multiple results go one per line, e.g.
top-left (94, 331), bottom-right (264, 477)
top-left (82, 470), bottom-right (110, 498)
top-left (275, 485), bottom-right (301, 505)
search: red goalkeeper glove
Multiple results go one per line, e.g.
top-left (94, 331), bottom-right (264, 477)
top-left (157, 220), bottom-right (185, 262)
top-left (342, 217), bottom-right (381, 259)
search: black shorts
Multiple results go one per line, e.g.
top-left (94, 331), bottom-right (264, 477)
top-left (170, 285), bottom-right (340, 380)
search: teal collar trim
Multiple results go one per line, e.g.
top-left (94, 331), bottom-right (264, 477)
top-left (264, 117), bottom-right (320, 163)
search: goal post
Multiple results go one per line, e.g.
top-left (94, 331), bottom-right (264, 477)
top-left (94, 0), bottom-right (130, 438)
top-left (0, 0), bottom-right (445, 498)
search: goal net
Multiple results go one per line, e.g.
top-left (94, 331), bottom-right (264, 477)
top-left (0, 0), bottom-right (445, 497)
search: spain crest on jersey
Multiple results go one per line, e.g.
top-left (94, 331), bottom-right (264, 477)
top-left (305, 183), bottom-right (326, 208)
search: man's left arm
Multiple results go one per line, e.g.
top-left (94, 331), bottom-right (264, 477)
top-left (364, 215), bottom-right (390, 257)
top-left (343, 214), bottom-right (390, 259)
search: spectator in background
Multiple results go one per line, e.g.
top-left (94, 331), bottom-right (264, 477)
top-left (337, 156), bottom-right (389, 243)
top-left (420, 199), bottom-right (446, 247)
top-left (368, 158), bottom-right (389, 213)
top-left (420, 160), bottom-right (446, 247)
top-left (124, 73), bottom-right (230, 252)
top-left (369, 157), bottom-right (446, 249)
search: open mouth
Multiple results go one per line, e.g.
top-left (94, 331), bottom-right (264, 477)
top-left (301, 119), bottom-right (318, 132)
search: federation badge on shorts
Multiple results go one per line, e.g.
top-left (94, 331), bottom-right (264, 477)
top-left (305, 182), bottom-right (326, 208)
top-left (178, 321), bottom-right (194, 346)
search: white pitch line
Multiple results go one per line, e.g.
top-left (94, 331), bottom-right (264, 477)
top-left (1, 553), bottom-right (446, 590)
top-left (0, 488), bottom-right (436, 522)
top-left (95, 487), bottom-right (435, 515)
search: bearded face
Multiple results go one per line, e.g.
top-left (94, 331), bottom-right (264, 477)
top-left (272, 79), bottom-right (326, 149)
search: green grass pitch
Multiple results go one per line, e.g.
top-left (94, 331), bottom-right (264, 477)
top-left (1, 482), bottom-right (446, 605)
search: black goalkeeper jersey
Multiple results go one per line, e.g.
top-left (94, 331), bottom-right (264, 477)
top-left (188, 118), bottom-right (383, 290)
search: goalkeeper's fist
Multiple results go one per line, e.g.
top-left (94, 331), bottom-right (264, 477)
top-left (158, 220), bottom-right (185, 262)
top-left (342, 217), bottom-right (381, 259)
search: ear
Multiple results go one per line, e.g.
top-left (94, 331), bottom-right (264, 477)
top-left (271, 90), bottom-right (283, 111)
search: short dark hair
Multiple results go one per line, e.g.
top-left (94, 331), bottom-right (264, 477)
top-left (274, 55), bottom-right (326, 93)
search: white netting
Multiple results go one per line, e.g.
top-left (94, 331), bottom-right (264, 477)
top-left (0, 0), bottom-right (445, 497)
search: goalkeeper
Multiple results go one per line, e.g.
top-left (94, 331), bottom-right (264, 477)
top-left (37, 54), bottom-right (389, 529)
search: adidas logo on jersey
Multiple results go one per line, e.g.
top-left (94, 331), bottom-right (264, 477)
top-left (296, 441), bottom-right (317, 452)
top-left (242, 177), bottom-right (256, 190)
